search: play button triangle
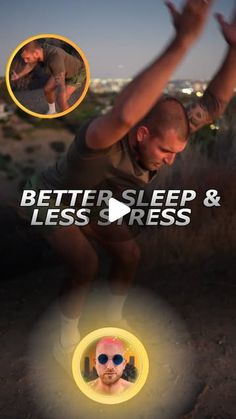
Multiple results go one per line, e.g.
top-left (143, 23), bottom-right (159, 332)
top-left (108, 197), bottom-right (131, 223)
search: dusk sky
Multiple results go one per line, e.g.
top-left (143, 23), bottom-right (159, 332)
top-left (0, 0), bottom-right (235, 80)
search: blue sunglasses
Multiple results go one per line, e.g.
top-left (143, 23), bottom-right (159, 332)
top-left (97, 353), bottom-right (124, 366)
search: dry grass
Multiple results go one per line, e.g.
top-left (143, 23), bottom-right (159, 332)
top-left (141, 126), bottom-right (236, 267)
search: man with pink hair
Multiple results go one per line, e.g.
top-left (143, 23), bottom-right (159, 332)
top-left (89, 337), bottom-right (133, 394)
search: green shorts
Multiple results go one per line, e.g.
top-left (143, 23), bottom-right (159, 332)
top-left (66, 67), bottom-right (86, 87)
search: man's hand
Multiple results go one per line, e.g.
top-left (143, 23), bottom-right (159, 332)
top-left (86, 0), bottom-right (213, 150)
top-left (215, 9), bottom-right (236, 46)
top-left (11, 70), bottom-right (20, 81)
top-left (10, 63), bottom-right (36, 81)
top-left (166, 0), bottom-right (214, 44)
top-left (188, 4), bottom-right (236, 133)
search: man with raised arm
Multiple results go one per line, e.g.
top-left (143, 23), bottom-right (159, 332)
top-left (23, 0), bottom-right (236, 365)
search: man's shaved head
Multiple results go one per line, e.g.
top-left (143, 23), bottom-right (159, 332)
top-left (22, 40), bottom-right (42, 54)
top-left (20, 41), bottom-right (43, 64)
top-left (131, 95), bottom-right (189, 171)
top-left (142, 96), bottom-right (190, 141)
top-left (95, 336), bottom-right (127, 386)
top-left (96, 337), bottom-right (125, 356)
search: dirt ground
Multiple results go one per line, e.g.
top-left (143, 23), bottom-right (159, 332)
top-left (14, 86), bottom-right (85, 115)
top-left (0, 213), bottom-right (235, 419)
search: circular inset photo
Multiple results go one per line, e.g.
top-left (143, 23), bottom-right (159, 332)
top-left (72, 327), bottom-right (149, 405)
top-left (6, 34), bottom-right (90, 118)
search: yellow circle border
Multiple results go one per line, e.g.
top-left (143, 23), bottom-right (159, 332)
top-left (72, 327), bottom-right (149, 405)
top-left (5, 33), bottom-right (90, 119)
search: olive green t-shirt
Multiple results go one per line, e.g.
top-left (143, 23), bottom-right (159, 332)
top-left (43, 44), bottom-right (83, 80)
top-left (41, 120), bottom-right (157, 196)
top-left (40, 87), bottom-right (226, 196)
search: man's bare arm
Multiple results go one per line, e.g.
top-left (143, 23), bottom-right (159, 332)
top-left (54, 72), bottom-right (69, 111)
top-left (86, 0), bottom-right (214, 150)
top-left (188, 9), bottom-right (236, 133)
top-left (11, 63), bottom-right (36, 81)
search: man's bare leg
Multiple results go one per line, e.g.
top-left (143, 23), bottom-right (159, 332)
top-left (43, 77), bottom-right (57, 114)
top-left (65, 84), bottom-right (77, 103)
top-left (46, 225), bottom-right (98, 350)
top-left (46, 222), bottom-right (139, 353)
top-left (88, 224), bottom-right (140, 323)
top-left (105, 239), bottom-right (140, 323)
top-left (44, 83), bottom-right (77, 114)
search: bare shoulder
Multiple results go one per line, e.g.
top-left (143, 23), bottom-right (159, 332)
top-left (121, 378), bottom-right (134, 389)
top-left (85, 112), bottom-right (129, 150)
top-left (87, 378), bottom-right (99, 389)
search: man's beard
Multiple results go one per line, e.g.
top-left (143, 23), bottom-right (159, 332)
top-left (138, 156), bottom-right (162, 171)
top-left (101, 372), bottom-right (120, 385)
top-left (135, 142), bottom-right (162, 171)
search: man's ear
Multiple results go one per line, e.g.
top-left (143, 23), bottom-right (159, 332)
top-left (34, 50), bottom-right (40, 59)
top-left (136, 125), bottom-right (150, 143)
